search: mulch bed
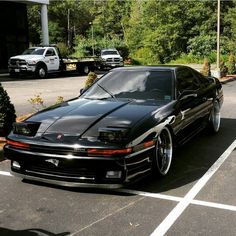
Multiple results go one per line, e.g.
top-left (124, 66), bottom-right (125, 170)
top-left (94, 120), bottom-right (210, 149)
top-left (0, 138), bottom-right (5, 160)
top-left (220, 75), bottom-right (236, 83)
top-left (0, 138), bottom-right (5, 148)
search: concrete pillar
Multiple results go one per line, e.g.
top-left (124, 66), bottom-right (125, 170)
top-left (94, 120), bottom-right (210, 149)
top-left (41, 4), bottom-right (49, 45)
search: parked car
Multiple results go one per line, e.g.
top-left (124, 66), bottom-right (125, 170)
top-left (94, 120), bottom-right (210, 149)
top-left (4, 66), bottom-right (223, 188)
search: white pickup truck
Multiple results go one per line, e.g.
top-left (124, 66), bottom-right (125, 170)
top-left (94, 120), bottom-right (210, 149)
top-left (99, 48), bottom-right (124, 70)
top-left (8, 46), bottom-right (97, 78)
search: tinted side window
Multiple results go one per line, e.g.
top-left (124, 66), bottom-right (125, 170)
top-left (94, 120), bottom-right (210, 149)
top-left (45, 49), bottom-right (55, 57)
top-left (146, 71), bottom-right (173, 100)
top-left (192, 70), bottom-right (210, 87)
top-left (176, 68), bottom-right (200, 92)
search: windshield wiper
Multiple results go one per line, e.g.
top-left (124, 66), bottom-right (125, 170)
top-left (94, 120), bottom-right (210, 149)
top-left (97, 83), bottom-right (116, 99)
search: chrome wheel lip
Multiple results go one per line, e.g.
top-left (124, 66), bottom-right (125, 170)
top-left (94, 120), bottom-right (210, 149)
top-left (39, 68), bottom-right (46, 78)
top-left (156, 127), bottom-right (173, 175)
top-left (84, 66), bottom-right (89, 74)
top-left (211, 101), bottom-right (221, 132)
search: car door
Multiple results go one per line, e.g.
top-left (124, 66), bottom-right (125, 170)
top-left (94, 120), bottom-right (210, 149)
top-left (190, 69), bottom-right (213, 119)
top-left (176, 67), bottom-right (209, 135)
top-left (44, 48), bottom-right (60, 71)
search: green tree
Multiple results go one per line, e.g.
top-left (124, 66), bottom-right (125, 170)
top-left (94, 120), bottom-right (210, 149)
top-left (26, 0), bottom-right (236, 64)
top-left (27, 5), bottom-right (41, 45)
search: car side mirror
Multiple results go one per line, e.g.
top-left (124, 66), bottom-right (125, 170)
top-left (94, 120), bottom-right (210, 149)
top-left (206, 76), bottom-right (216, 83)
top-left (178, 90), bottom-right (198, 101)
top-left (79, 88), bottom-right (85, 95)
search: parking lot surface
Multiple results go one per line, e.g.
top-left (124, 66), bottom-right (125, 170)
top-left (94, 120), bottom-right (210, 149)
top-left (0, 75), bottom-right (235, 236)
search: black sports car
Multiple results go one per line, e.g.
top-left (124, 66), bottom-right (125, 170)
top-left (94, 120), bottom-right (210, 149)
top-left (4, 66), bottom-right (223, 188)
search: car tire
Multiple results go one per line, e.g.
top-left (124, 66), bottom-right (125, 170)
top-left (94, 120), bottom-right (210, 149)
top-left (208, 100), bottom-right (221, 133)
top-left (84, 66), bottom-right (90, 75)
top-left (35, 65), bottom-right (47, 79)
top-left (152, 127), bottom-right (173, 176)
top-left (98, 65), bottom-right (103, 71)
top-left (9, 71), bottom-right (19, 78)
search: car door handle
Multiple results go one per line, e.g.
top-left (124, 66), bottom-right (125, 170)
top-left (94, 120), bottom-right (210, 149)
top-left (180, 108), bottom-right (191, 120)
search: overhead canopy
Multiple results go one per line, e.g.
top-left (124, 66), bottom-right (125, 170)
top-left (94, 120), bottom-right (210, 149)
top-left (2, 0), bottom-right (49, 4)
top-left (0, 0), bottom-right (50, 72)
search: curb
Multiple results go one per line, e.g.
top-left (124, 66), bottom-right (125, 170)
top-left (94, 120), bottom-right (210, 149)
top-left (0, 148), bottom-right (4, 162)
top-left (0, 137), bottom-right (5, 162)
top-left (220, 76), bottom-right (236, 84)
top-left (0, 74), bottom-right (9, 77)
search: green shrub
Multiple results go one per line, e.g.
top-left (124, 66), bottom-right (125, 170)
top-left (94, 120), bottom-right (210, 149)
top-left (84, 72), bottom-right (98, 89)
top-left (220, 61), bottom-right (228, 77)
top-left (28, 93), bottom-right (46, 112)
top-left (169, 53), bottom-right (202, 64)
top-left (57, 42), bottom-right (71, 57)
top-left (201, 58), bottom-right (211, 76)
top-left (131, 47), bottom-right (161, 65)
top-left (227, 53), bottom-right (236, 74)
top-left (0, 83), bottom-right (16, 136)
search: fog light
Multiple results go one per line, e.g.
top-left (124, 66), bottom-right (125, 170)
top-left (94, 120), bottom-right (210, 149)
top-left (106, 171), bottom-right (122, 179)
top-left (12, 161), bottom-right (21, 170)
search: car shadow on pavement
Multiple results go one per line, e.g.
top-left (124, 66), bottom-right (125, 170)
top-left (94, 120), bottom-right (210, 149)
top-left (129, 117), bottom-right (236, 194)
top-left (0, 227), bottom-right (70, 236)
top-left (5, 118), bottom-right (236, 197)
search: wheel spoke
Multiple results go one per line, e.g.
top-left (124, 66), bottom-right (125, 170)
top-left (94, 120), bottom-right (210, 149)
top-left (155, 127), bottom-right (173, 176)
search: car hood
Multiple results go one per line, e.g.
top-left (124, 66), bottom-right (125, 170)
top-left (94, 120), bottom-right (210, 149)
top-left (10, 55), bottom-right (44, 61)
top-left (26, 98), bottom-right (168, 142)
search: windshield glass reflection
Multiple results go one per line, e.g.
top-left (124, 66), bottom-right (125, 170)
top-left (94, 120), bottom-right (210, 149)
top-left (81, 70), bottom-right (173, 101)
top-left (22, 48), bottom-right (45, 55)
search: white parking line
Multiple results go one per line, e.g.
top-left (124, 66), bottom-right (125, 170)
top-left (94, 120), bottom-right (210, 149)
top-left (118, 189), bottom-right (236, 212)
top-left (0, 171), bottom-right (12, 176)
top-left (0, 140), bottom-right (235, 235)
top-left (191, 199), bottom-right (236, 212)
top-left (150, 139), bottom-right (236, 236)
top-left (117, 189), bottom-right (182, 202)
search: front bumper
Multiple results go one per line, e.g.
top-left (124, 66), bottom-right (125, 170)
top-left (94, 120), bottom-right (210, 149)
top-left (11, 171), bottom-right (123, 189)
top-left (8, 65), bottom-right (36, 74)
top-left (101, 61), bottom-right (124, 68)
top-left (4, 143), bottom-right (153, 188)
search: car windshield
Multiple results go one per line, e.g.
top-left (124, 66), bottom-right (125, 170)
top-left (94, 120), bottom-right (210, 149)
top-left (101, 50), bottom-right (119, 55)
top-left (22, 48), bottom-right (45, 55)
top-left (81, 69), bottom-right (174, 101)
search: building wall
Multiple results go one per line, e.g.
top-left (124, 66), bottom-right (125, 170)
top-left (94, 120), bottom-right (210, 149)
top-left (0, 1), bottom-right (29, 72)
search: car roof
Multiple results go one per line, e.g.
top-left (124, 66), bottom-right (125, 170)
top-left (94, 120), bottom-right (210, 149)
top-left (110, 65), bottom-right (192, 72)
top-left (101, 48), bottom-right (117, 51)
